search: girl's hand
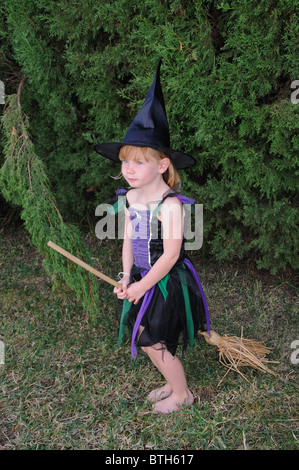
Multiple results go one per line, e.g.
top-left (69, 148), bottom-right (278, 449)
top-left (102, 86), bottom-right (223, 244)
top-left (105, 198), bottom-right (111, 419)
top-left (126, 281), bottom-right (146, 304)
top-left (113, 275), bottom-right (130, 300)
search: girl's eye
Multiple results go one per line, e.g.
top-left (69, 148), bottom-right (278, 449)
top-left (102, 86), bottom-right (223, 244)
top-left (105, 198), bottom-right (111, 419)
top-left (137, 161), bottom-right (143, 165)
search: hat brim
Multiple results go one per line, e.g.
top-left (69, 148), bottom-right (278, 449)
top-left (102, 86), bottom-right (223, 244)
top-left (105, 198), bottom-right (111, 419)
top-left (94, 142), bottom-right (195, 170)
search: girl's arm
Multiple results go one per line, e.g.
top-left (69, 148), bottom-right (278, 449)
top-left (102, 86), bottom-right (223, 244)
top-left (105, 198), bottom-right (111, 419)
top-left (122, 207), bottom-right (134, 274)
top-left (113, 207), bottom-right (134, 298)
top-left (126, 197), bottom-right (184, 303)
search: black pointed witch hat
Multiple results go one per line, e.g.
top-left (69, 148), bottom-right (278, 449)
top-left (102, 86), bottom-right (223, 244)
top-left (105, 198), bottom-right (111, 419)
top-left (94, 59), bottom-right (195, 169)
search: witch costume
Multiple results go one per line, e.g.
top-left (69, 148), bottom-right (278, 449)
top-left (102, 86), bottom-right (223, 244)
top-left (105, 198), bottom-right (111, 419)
top-left (95, 58), bottom-right (210, 359)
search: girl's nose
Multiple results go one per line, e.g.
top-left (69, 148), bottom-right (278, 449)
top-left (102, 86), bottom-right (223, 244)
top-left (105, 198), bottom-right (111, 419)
top-left (126, 162), bottom-right (135, 174)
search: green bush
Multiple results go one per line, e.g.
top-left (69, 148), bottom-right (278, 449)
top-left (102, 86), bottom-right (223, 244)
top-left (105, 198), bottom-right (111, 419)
top-left (1, 0), bottom-right (298, 273)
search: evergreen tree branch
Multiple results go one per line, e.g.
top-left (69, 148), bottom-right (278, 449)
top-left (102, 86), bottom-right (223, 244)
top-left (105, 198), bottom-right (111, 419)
top-left (0, 86), bottom-right (100, 323)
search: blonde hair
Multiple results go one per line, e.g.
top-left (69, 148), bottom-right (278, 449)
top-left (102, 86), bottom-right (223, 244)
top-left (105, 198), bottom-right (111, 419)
top-left (118, 145), bottom-right (180, 188)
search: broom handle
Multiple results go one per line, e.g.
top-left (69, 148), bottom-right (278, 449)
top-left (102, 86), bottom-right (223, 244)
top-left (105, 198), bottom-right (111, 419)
top-left (47, 241), bottom-right (122, 289)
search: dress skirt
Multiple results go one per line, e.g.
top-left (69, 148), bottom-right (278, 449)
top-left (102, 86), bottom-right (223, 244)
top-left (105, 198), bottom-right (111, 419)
top-left (118, 258), bottom-right (209, 357)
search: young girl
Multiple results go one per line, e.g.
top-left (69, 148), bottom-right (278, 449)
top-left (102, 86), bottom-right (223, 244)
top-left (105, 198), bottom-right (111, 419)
top-left (94, 59), bottom-right (209, 413)
top-left (112, 144), bottom-right (207, 413)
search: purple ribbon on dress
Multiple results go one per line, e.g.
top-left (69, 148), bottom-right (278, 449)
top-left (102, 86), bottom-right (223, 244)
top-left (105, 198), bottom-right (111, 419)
top-left (175, 194), bottom-right (195, 205)
top-left (116, 188), bottom-right (128, 196)
top-left (130, 269), bottom-right (154, 359)
top-left (183, 258), bottom-right (211, 335)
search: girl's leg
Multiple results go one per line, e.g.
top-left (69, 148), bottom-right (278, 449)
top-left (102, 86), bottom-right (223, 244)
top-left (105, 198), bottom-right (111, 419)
top-left (138, 327), bottom-right (172, 403)
top-left (142, 344), bottom-right (194, 413)
top-left (146, 362), bottom-right (173, 404)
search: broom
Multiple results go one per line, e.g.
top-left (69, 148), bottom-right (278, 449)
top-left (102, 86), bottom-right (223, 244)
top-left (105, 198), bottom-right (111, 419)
top-left (199, 328), bottom-right (278, 385)
top-left (47, 241), bottom-right (277, 384)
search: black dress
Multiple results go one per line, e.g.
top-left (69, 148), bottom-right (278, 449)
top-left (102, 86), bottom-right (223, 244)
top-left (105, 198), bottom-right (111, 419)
top-left (115, 189), bottom-right (210, 358)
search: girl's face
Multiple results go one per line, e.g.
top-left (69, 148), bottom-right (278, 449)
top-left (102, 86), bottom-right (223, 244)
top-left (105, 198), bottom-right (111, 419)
top-left (121, 147), bottom-right (169, 189)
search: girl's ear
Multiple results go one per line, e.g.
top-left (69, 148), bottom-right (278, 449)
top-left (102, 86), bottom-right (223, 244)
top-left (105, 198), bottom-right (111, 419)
top-left (159, 157), bottom-right (171, 174)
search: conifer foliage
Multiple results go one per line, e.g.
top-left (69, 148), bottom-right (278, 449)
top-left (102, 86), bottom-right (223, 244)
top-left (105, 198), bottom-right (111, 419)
top-left (0, 82), bottom-right (99, 322)
top-left (0, 0), bottom-right (298, 276)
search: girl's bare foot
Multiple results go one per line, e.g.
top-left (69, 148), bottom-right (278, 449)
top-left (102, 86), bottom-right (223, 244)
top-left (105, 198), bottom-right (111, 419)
top-left (147, 383), bottom-right (172, 403)
top-left (152, 390), bottom-right (194, 414)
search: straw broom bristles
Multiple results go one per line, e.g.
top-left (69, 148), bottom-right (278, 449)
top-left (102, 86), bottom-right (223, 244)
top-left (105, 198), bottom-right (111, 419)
top-left (199, 329), bottom-right (278, 385)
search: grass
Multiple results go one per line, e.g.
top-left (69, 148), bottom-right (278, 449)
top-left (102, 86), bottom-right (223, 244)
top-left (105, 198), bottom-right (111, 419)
top-left (0, 224), bottom-right (298, 450)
